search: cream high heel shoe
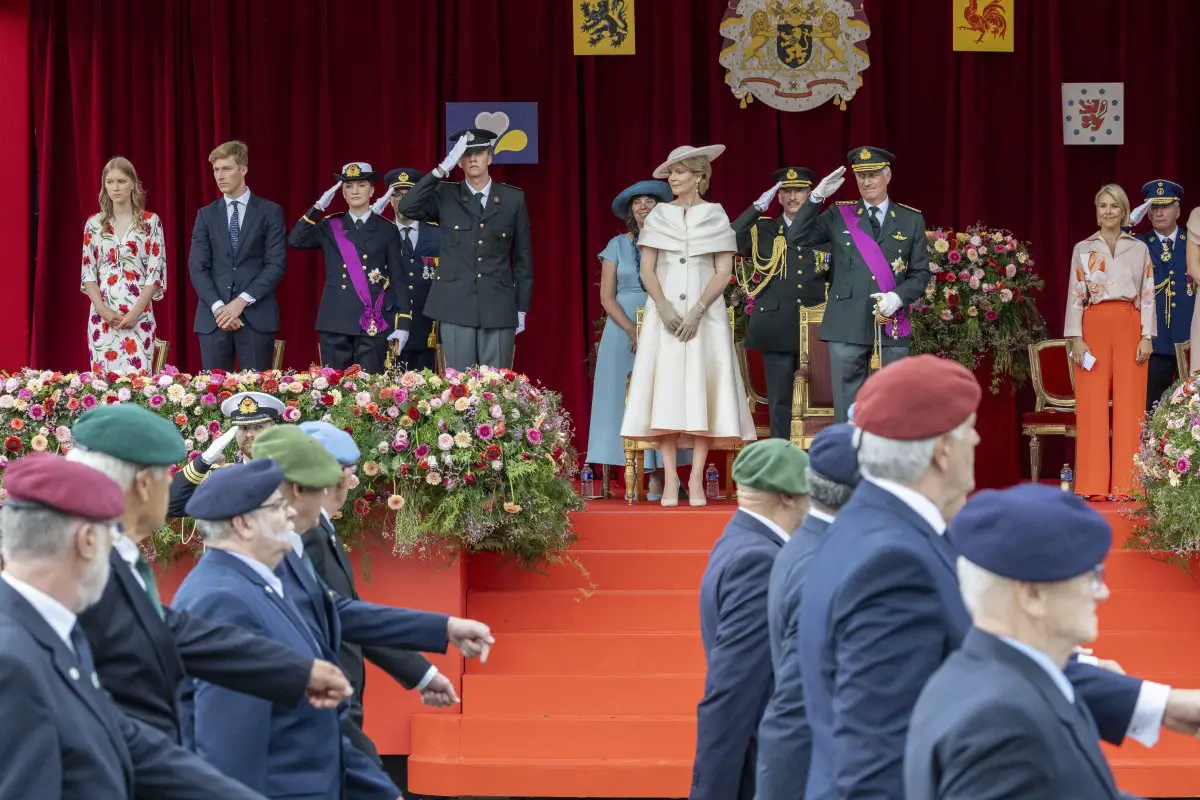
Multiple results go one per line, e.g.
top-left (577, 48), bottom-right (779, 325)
top-left (660, 474), bottom-right (680, 507)
top-left (688, 476), bottom-right (707, 507)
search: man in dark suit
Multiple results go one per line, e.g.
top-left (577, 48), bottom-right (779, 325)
top-left (797, 148), bottom-right (931, 422)
top-left (906, 485), bottom-right (1128, 800)
top-left (731, 167), bottom-right (833, 439)
top-left (374, 167), bottom-right (443, 372)
top-left (189, 140), bottom-right (287, 371)
top-left (799, 355), bottom-right (1191, 800)
top-left (755, 423), bottom-right (859, 800)
top-left (67, 404), bottom-right (353, 747)
top-left (396, 128), bottom-right (533, 370)
top-left (0, 451), bottom-right (277, 800)
top-left (691, 439), bottom-right (812, 800)
top-left (289, 162), bottom-right (408, 373)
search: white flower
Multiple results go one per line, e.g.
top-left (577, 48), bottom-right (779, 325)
top-left (180, 393), bottom-right (196, 407)
top-left (157, 375), bottom-right (173, 388)
top-left (378, 441), bottom-right (389, 453)
top-left (117, 387), bottom-right (132, 402)
top-left (454, 431), bottom-right (471, 448)
top-left (313, 377), bottom-right (329, 391)
top-left (355, 391), bottom-right (372, 407)
top-left (969, 235), bottom-right (982, 247)
top-left (933, 238), bottom-right (949, 253)
top-left (0, 396), bottom-right (13, 409)
top-left (490, 459), bottom-right (503, 471)
top-left (454, 397), bottom-right (470, 412)
top-left (438, 433), bottom-right (454, 451)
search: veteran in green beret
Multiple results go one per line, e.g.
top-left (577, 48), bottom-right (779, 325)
top-left (692, 438), bottom-right (811, 800)
top-left (250, 424), bottom-right (345, 533)
top-left (64, 403), bottom-right (350, 745)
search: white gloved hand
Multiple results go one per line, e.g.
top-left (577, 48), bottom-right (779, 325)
top-left (515, 311), bottom-right (527, 336)
top-left (203, 428), bottom-right (239, 465)
top-left (811, 166), bottom-right (847, 202)
top-left (316, 182), bottom-right (341, 211)
top-left (387, 330), bottom-right (409, 351)
top-left (753, 182), bottom-right (782, 212)
top-left (1130, 199), bottom-right (1152, 226)
top-left (438, 135), bottom-right (471, 176)
top-left (870, 291), bottom-right (904, 318)
top-left (371, 187), bottom-right (395, 216)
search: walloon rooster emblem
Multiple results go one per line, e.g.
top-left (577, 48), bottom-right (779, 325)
top-left (958, 0), bottom-right (1007, 44)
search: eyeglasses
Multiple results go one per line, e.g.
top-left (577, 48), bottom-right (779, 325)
top-left (258, 498), bottom-right (289, 513)
top-left (1088, 565), bottom-right (1106, 591)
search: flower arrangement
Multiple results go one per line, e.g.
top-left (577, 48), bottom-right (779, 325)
top-left (1128, 377), bottom-right (1200, 557)
top-left (910, 226), bottom-right (1047, 392)
top-left (0, 365), bottom-right (583, 567)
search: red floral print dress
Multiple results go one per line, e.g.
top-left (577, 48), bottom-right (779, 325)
top-left (79, 211), bottom-right (166, 373)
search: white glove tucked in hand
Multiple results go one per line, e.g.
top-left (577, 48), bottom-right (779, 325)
top-left (387, 330), bottom-right (409, 351)
top-left (515, 312), bottom-right (527, 336)
top-left (316, 182), bottom-right (341, 211)
top-left (811, 166), bottom-right (847, 202)
top-left (438, 135), bottom-right (471, 176)
top-left (203, 428), bottom-right (239, 465)
top-left (754, 182), bottom-right (782, 212)
top-left (1130, 199), bottom-right (1152, 227)
top-left (371, 187), bottom-right (395, 216)
top-left (870, 291), bottom-right (904, 318)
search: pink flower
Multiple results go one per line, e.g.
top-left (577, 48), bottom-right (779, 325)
top-left (117, 387), bottom-right (131, 402)
top-left (201, 393), bottom-right (218, 405)
top-left (490, 404), bottom-right (504, 420)
top-left (395, 388), bottom-right (408, 404)
top-left (28, 405), bottom-right (44, 420)
top-left (958, 270), bottom-right (970, 282)
top-left (999, 289), bottom-right (1014, 303)
top-left (475, 424), bottom-right (494, 440)
top-left (81, 395), bottom-right (98, 409)
top-left (208, 420), bottom-right (221, 434)
top-left (1178, 457), bottom-right (1191, 475)
top-left (940, 309), bottom-right (953, 321)
top-left (526, 428), bottom-right (543, 445)
top-left (437, 433), bottom-right (454, 451)
top-left (413, 443), bottom-right (430, 459)
top-left (282, 406), bottom-right (301, 422)
top-left (968, 277), bottom-right (980, 290)
top-left (984, 309), bottom-right (1000, 322)
top-left (1005, 264), bottom-right (1017, 279)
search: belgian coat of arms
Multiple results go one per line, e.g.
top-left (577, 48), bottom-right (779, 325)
top-left (719, 0), bottom-right (871, 112)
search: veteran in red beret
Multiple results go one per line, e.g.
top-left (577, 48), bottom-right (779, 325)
top-left (794, 356), bottom-right (1163, 799)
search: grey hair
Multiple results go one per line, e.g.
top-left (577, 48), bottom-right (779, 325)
top-left (957, 556), bottom-right (1013, 617)
top-left (65, 446), bottom-right (167, 492)
top-left (195, 519), bottom-right (234, 543)
top-left (853, 419), bottom-right (971, 484)
top-left (1, 506), bottom-right (83, 561)
top-left (806, 467), bottom-right (853, 512)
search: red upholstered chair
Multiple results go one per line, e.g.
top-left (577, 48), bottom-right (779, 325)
top-left (1022, 339), bottom-right (1077, 482)
top-left (790, 302), bottom-right (836, 448)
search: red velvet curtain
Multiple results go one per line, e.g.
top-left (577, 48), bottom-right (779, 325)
top-left (23, 0), bottom-right (1200, 487)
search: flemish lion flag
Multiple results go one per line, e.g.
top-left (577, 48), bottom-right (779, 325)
top-left (952, 0), bottom-right (1014, 52)
top-left (573, 0), bottom-right (635, 55)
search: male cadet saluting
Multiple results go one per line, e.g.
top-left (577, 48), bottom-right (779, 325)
top-left (67, 404), bottom-right (352, 748)
top-left (1129, 179), bottom-right (1192, 410)
top-left (372, 167), bottom-right (442, 372)
top-left (397, 128), bottom-right (533, 371)
top-left (289, 162), bottom-right (409, 373)
top-left (731, 167), bottom-right (837, 439)
top-left (692, 439), bottom-right (811, 800)
top-left (797, 147), bottom-right (931, 422)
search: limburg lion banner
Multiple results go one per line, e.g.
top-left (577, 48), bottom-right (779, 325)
top-left (718, 0), bottom-right (870, 112)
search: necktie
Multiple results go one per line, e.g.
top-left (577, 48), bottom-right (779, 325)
top-left (299, 549), bottom-right (318, 580)
top-left (868, 206), bottom-right (881, 238)
top-left (401, 227), bottom-right (414, 259)
top-left (1163, 237), bottom-right (1174, 261)
top-left (70, 623), bottom-right (96, 678)
top-left (354, 217), bottom-right (364, 231)
top-left (134, 554), bottom-right (165, 619)
top-left (229, 200), bottom-right (240, 253)
top-left (476, 193), bottom-right (486, 215)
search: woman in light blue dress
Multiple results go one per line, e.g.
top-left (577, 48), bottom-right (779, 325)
top-left (585, 180), bottom-right (689, 499)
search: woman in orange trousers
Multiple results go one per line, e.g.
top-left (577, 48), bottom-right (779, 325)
top-left (1067, 184), bottom-right (1157, 499)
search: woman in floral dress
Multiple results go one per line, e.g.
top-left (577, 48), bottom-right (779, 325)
top-left (80, 156), bottom-right (166, 374)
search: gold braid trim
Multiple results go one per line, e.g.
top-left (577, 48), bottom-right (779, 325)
top-left (737, 226), bottom-right (788, 298)
top-left (1155, 275), bottom-right (1175, 327)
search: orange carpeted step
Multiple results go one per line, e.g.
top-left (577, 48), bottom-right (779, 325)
top-left (406, 755), bottom-right (691, 798)
top-left (463, 673), bottom-right (704, 716)
top-left (470, 549), bottom-right (712, 591)
top-left (1099, 592), bottom-right (1200, 632)
top-left (1092, 632), bottom-right (1200, 679)
top-left (1109, 759), bottom-right (1200, 799)
top-left (569, 504), bottom-right (728, 549)
top-left (468, 589), bottom-right (699, 632)
top-left (1102, 550), bottom-right (1200, 593)
top-left (470, 632), bottom-right (705, 675)
top-left (411, 714), bottom-right (696, 760)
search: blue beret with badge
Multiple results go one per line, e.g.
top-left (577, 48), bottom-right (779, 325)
top-left (1141, 178), bottom-right (1184, 206)
top-left (299, 420), bottom-right (360, 466)
top-left (948, 484), bottom-right (1111, 582)
top-left (185, 459), bottom-right (285, 521)
top-left (807, 423), bottom-right (860, 487)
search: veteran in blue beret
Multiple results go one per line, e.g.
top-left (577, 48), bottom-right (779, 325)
top-left (692, 439), bottom-right (811, 800)
top-left (756, 423), bottom-right (860, 799)
top-left (905, 485), bottom-right (1123, 800)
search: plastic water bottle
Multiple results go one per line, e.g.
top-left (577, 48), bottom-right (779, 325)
top-left (705, 463), bottom-right (720, 500)
top-left (580, 464), bottom-right (594, 498)
top-left (1059, 464), bottom-right (1073, 493)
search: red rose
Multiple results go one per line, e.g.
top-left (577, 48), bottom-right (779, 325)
top-left (450, 384), bottom-right (468, 399)
top-left (485, 444), bottom-right (502, 460)
top-left (320, 394), bottom-right (335, 407)
top-left (351, 406), bottom-right (362, 416)
top-left (464, 472), bottom-right (477, 484)
top-left (353, 498), bottom-right (369, 517)
top-left (947, 293), bottom-right (960, 308)
top-left (4, 436), bottom-right (21, 453)
top-left (363, 490), bottom-right (376, 502)
top-left (344, 366), bottom-right (360, 378)
top-left (407, 407), bottom-right (420, 420)
top-left (261, 379), bottom-right (279, 392)
top-left (399, 464), bottom-right (411, 475)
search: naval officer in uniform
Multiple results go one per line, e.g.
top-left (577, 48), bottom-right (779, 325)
top-left (396, 128), bottom-right (533, 371)
top-left (731, 167), bottom-right (833, 439)
top-left (797, 147), bottom-right (931, 422)
top-left (288, 162), bottom-right (409, 373)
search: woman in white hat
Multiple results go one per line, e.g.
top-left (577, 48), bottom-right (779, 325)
top-left (620, 145), bottom-right (757, 506)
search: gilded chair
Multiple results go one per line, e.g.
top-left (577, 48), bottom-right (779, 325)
top-left (789, 302), bottom-right (836, 448)
top-left (1021, 339), bottom-right (1077, 482)
top-left (272, 340), bottom-right (285, 371)
top-left (622, 306), bottom-right (748, 504)
top-left (734, 343), bottom-right (772, 438)
top-left (1176, 340), bottom-right (1191, 382)
top-left (151, 339), bottom-right (169, 373)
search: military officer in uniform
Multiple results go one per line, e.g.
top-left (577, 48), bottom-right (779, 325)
top-left (798, 147), bottom-right (931, 422)
top-left (731, 167), bottom-right (832, 439)
top-left (378, 167), bottom-right (442, 372)
top-left (288, 162), bottom-right (409, 372)
top-left (396, 128), bottom-right (533, 371)
top-left (1131, 179), bottom-right (1192, 410)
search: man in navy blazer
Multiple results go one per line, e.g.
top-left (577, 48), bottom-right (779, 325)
top-left (755, 423), bottom-right (860, 800)
top-left (691, 439), bottom-right (812, 800)
top-left (0, 452), bottom-right (277, 800)
top-left (69, 404), bottom-right (353, 747)
top-left (905, 486), bottom-right (1128, 800)
top-left (799, 356), bottom-right (1189, 800)
top-left (189, 140), bottom-right (287, 371)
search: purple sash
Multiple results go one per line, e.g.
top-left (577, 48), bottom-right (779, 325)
top-left (329, 217), bottom-right (387, 336)
top-left (838, 204), bottom-right (912, 339)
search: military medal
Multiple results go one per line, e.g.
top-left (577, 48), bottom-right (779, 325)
top-left (367, 321), bottom-right (378, 337)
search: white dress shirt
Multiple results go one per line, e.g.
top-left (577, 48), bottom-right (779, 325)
top-left (806, 508), bottom-right (835, 525)
top-left (396, 220), bottom-right (419, 250)
top-left (739, 508), bottom-right (791, 543)
top-left (999, 636), bottom-right (1075, 702)
top-left (348, 209), bottom-right (372, 228)
top-left (1, 572), bottom-right (77, 648)
top-left (468, 180), bottom-right (493, 209)
top-left (211, 188), bottom-right (257, 313)
top-left (227, 551), bottom-right (284, 597)
top-left (1157, 226), bottom-right (1181, 246)
top-left (112, 532), bottom-right (146, 592)
top-left (862, 475), bottom-right (946, 534)
top-left (865, 197), bottom-right (891, 222)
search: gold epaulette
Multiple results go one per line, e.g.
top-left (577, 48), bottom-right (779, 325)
top-left (835, 200), bottom-right (857, 205)
top-left (426, 221), bottom-right (439, 226)
top-left (757, 215), bottom-right (772, 220)
top-left (897, 203), bottom-right (922, 214)
top-left (395, 312), bottom-right (413, 320)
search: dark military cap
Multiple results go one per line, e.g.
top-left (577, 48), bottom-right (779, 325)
top-left (948, 485), bottom-right (1111, 582)
top-left (384, 168), bottom-right (424, 190)
top-left (449, 128), bottom-right (498, 153)
top-left (220, 392), bottom-right (286, 428)
top-left (847, 146), bottom-right (896, 173)
top-left (71, 404), bottom-right (187, 466)
top-left (732, 438), bottom-right (809, 496)
top-left (5, 452), bottom-right (125, 521)
top-left (771, 167), bottom-right (815, 189)
top-left (185, 459), bottom-right (284, 521)
top-left (1141, 179), bottom-right (1184, 206)
top-left (335, 161), bottom-right (378, 183)
top-left (807, 423), bottom-right (859, 487)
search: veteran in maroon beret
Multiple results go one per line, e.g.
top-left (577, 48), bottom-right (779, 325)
top-left (794, 355), bottom-right (1161, 800)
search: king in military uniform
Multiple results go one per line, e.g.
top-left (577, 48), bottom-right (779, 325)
top-left (797, 147), bottom-right (931, 422)
top-left (288, 162), bottom-right (409, 373)
top-left (1132, 179), bottom-right (1192, 410)
top-left (396, 128), bottom-right (533, 371)
top-left (381, 167), bottom-right (442, 372)
top-left (731, 167), bottom-right (832, 440)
